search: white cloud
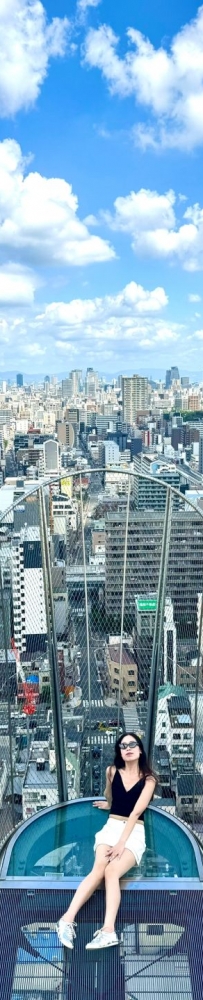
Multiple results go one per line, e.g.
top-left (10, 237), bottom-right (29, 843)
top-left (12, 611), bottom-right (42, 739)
top-left (0, 138), bottom-right (115, 267)
top-left (103, 187), bottom-right (203, 271)
top-left (0, 0), bottom-right (70, 117)
top-left (0, 277), bottom-right (183, 370)
top-left (83, 7), bottom-right (203, 150)
top-left (103, 188), bottom-right (176, 232)
top-left (36, 281), bottom-right (168, 338)
top-left (188, 294), bottom-right (202, 302)
top-left (24, 342), bottom-right (46, 356)
top-left (194, 329), bottom-right (203, 339)
top-left (78, 0), bottom-right (101, 9)
top-left (0, 264), bottom-right (37, 304)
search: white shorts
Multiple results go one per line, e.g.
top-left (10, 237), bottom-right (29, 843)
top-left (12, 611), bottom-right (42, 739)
top-left (94, 817), bottom-right (146, 866)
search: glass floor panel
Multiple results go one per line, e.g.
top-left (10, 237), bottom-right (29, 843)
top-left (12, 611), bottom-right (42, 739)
top-left (4, 801), bottom-right (201, 881)
top-left (1, 886), bottom-right (202, 1000)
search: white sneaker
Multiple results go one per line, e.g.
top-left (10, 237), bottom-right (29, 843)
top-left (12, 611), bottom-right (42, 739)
top-left (86, 929), bottom-right (118, 950)
top-left (57, 919), bottom-right (77, 949)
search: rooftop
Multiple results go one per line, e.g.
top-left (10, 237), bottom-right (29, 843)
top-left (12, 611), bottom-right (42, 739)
top-left (23, 761), bottom-right (57, 789)
top-left (107, 643), bottom-right (137, 666)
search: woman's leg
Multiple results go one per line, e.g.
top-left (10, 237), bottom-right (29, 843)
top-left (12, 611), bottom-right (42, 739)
top-left (103, 849), bottom-right (136, 932)
top-left (61, 845), bottom-right (109, 923)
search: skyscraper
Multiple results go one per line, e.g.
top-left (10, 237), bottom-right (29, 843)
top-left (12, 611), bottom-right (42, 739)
top-left (16, 373), bottom-right (23, 388)
top-left (11, 527), bottom-right (47, 655)
top-left (171, 366), bottom-right (180, 381)
top-left (85, 368), bottom-right (99, 397)
top-left (122, 375), bottom-right (148, 424)
top-left (105, 509), bottom-right (203, 644)
top-left (165, 367), bottom-right (180, 388)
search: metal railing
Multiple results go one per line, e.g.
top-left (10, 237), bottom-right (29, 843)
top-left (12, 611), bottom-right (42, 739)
top-left (0, 466), bottom-right (203, 849)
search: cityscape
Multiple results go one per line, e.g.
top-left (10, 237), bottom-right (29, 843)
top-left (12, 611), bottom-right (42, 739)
top-left (1, 1), bottom-right (203, 997)
top-left (0, 365), bottom-right (203, 844)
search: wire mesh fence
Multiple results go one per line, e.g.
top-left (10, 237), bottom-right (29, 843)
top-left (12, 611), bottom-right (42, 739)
top-left (0, 467), bottom-right (203, 853)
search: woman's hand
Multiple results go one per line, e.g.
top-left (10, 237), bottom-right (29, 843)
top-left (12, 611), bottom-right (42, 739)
top-left (105, 840), bottom-right (125, 861)
top-left (92, 800), bottom-right (109, 810)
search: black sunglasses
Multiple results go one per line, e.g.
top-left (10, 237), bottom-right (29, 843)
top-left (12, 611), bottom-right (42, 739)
top-left (119, 740), bottom-right (139, 750)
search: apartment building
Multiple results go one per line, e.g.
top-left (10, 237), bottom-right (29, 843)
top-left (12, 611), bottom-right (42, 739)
top-left (11, 527), bottom-right (47, 656)
top-left (133, 454), bottom-right (183, 509)
top-left (155, 686), bottom-right (194, 784)
top-left (51, 493), bottom-right (78, 534)
top-left (122, 375), bottom-right (149, 424)
top-left (105, 636), bottom-right (137, 701)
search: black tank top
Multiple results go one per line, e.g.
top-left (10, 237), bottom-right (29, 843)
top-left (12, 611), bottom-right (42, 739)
top-left (110, 769), bottom-right (146, 820)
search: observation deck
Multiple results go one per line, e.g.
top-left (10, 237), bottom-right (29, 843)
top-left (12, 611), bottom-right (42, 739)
top-left (0, 466), bottom-right (203, 998)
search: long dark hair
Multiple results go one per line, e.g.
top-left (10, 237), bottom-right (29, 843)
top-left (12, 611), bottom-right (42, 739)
top-left (113, 732), bottom-right (158, 785)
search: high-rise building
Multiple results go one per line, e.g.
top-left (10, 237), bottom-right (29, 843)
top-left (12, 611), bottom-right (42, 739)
top-left (44, 376), bottom-right (50, 394)
top-left (70, 370), bottom-right (82, 396)
top-left (11, 527), bottom-right (47, 655)
top-left (85, 368), bottom-right (99, 398)
top-left (122, 375), bottom-right (148, 424)
top-left (133, 454), bottom-right (182, 509)
top-left (39, 439), bottom-right (61, 476)
top-left (104, 441), bottom-right (120, 466)
top-left (62, 378), bottom-right (72, 400)
top-left (165, 369), bottom-right (171, 389)
top-left (171, 366), bottom-right (180, 382)
top-left (16, 373), bottom-right (23, 388)
top-left (56, 421), bottom-right (75, 448)
top-left (165, 367), bottom-right (180, 388)
top-left (105, 509), bottom-right (203, 645)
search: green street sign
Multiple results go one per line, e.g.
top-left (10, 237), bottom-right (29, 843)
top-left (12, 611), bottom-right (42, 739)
top-left (136, 599), bottom-right (157, 612)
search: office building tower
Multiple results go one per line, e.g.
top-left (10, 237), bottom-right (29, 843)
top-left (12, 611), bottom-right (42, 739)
top-left (165, 369), bottom-right (171, 389)
top-left (133, 455), bottom-right (182, 509)
top-left (181, 377), bottom-right (190, 388)
top-left (69, 370), bottom-right (81, 396)
top-left (122, 375), bottom-right (149, 424)
top-left (105, 509), bottom-right (203, 650)
top-left (11, 527), bottom-right (47, 656)
top-left (39, 439), bottom-right (61, 476)
top-left (16, 373), bottom-right (23, 388)
top-left (104, 441), bottom-right (120, 466)
top-left (85, 368), bottom-right (99, 398)
top-left (171, 366), bottom-right (180, 382)
top-left (62, 378), bottom-right (72, 400)
top-left (165, 367), bottom-right (180, 388)
top-left (44, 376), bottom-right (50, 394)
top-left (56, 421), bottom-right (75, 448)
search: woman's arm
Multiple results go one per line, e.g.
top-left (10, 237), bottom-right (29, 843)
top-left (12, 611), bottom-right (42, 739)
top-left (92, 765), bottom-right (114, 810)
top-left (104, 765), bottom-right (113, 807)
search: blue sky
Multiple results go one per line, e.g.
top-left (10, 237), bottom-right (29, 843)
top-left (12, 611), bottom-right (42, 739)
top-left (0, 0), bottom-right (203, 377)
